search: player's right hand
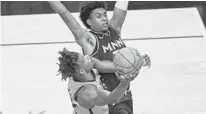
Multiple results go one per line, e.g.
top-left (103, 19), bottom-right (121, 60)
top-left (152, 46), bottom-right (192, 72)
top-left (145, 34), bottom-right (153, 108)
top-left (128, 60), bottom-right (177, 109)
top-left (115, 73), bottom-right (133, 85)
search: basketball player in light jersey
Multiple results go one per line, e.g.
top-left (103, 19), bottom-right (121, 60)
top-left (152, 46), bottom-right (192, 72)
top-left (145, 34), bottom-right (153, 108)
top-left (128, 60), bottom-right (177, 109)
top-left (49, 1), bottom-right (151, 114)
top-left (57, 48), bottom-right (139, 114)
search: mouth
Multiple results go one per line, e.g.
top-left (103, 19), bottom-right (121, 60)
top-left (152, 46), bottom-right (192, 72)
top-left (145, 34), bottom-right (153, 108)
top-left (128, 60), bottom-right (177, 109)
top-left (103, 22), bottom-right (108, 25)
top-left (103, 23), bottom-right (109, 27)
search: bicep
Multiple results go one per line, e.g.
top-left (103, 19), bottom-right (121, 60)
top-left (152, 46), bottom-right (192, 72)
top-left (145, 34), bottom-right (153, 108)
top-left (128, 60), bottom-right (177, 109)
top-left (73, 31), bottom-right (97, 56)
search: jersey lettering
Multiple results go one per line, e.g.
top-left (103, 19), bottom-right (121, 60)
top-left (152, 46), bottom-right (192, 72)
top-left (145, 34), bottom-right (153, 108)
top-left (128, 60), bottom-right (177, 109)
top-left (102, 38), bottom-right (125, 53)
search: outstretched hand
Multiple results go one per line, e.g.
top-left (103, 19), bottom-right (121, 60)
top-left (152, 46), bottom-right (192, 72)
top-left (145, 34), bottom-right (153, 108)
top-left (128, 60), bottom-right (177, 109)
top-left (142, 54), bottom-right (151, 68)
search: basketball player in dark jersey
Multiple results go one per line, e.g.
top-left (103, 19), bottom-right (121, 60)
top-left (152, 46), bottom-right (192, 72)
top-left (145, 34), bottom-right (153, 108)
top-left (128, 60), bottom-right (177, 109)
top-left (57, 48), bottom-right (139, 114)
top-left (49, 1), bottom-right (151, 114)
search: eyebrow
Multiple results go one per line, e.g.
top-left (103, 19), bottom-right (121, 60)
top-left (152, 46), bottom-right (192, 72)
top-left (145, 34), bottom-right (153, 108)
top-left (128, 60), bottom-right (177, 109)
top-left (94, 10), bottom-right (106, 15)
top-left (95, 12), bottom-right (101, 16)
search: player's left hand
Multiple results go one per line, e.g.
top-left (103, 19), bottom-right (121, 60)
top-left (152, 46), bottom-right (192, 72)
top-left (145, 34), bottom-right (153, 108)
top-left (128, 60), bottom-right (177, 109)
top-left (115, 69), bottom-right (139, 82)
top-left (115, 73), bottom-right (132, 85)
top-left (142, 54), bottom-right (151, 68)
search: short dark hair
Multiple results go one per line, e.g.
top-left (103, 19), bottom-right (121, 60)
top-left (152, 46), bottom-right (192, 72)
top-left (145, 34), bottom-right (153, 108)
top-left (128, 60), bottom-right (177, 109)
top-left (79, 1), bottom-right (107, 29)
top-left (57, 48), bottom-right (79, 81)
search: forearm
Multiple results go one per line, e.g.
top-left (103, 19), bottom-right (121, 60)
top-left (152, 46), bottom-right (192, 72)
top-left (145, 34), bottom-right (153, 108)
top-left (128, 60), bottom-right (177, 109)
top-left (48, 1), bottom-right (68, 14)
top-left (48, 1), bottom-right (83, 38)
top-left (110, 1), bottom-right (129, 33)
top-left (92, 58), bottom-right (116, 73)
top-left (103, 83), bottom-right (128, 105)
top-left (115, 1), bottom-right (129, 11)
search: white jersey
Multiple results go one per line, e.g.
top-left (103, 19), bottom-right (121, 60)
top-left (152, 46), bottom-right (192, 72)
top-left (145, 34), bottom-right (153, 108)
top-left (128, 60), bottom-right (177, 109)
top-left (67, 72), bottom-right (109, 114)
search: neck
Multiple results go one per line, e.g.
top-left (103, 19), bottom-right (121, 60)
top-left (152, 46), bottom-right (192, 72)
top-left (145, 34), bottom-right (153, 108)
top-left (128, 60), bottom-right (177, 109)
top-left (76, 71), bottom-right (95, 82)
top-left (90, 29), bottom-right (109, 36)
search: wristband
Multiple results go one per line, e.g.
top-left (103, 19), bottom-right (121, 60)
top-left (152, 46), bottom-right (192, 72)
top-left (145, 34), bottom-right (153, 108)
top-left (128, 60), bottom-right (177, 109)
top-left (115, 1), bottom-right (129, 10)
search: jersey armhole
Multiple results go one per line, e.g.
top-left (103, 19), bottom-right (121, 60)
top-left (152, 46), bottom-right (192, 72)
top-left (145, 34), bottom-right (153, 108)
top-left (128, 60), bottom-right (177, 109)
top-left (74, 85), bottom-right (84, 102)
top-left (82, 32), bottom-right (99, 57)
top-left (74, 84), bottom-right (98, 109)
top-left (110, 26), bottom-right (121, 37)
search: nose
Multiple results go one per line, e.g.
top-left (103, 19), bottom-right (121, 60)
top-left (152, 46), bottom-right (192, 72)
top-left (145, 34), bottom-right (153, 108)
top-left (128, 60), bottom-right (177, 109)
top-left (102, 15), bottom-right (107, 21)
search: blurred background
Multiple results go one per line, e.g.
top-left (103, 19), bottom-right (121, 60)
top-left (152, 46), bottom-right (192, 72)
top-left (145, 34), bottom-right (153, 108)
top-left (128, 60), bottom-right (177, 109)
top-left (1, 1), bottom-right (206, 27)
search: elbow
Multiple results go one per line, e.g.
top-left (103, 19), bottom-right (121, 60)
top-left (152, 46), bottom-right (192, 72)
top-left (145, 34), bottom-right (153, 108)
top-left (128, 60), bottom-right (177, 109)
top-left (95, 95), bottom-right (122, 106)
top-left (95, 98), bottom-right (113, 106)
top-left (101, 97), bottom-right (121, 106)
top-left (108, 98), bottom-right (121, 105)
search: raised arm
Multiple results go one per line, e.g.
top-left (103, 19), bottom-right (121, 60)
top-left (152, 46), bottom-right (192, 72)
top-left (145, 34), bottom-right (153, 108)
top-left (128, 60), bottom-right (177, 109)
top-left (48, 1), bottom-right (87, 46)
top-left (109, 1), bottom-right (129, 35)
top-left (76, 79), bottom-right (130, 108)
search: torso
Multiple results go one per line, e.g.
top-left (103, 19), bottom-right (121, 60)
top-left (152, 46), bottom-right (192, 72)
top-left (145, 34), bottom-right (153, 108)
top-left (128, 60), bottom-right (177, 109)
top-left (83, 26), bottom-right (132, 103)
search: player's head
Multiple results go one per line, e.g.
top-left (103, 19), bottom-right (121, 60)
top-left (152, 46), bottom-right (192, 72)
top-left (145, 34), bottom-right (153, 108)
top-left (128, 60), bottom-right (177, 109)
top-left (57, 48), bottom-right (94, 81)
top-left (80, 1), bottom-right (109, 32)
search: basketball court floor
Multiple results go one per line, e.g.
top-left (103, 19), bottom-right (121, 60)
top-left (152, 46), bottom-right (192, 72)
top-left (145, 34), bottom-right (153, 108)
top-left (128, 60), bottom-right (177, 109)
top-left (1, 8), bottom-right (206, 114)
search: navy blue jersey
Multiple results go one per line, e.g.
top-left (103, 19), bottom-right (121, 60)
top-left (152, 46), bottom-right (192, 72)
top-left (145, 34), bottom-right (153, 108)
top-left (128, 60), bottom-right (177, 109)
top-left (88, 26), bottom-right (132, 102)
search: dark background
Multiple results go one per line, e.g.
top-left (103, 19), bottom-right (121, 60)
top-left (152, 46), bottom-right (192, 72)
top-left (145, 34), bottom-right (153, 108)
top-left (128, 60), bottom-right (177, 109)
top-left (1, 1), bottom-right (206, 27)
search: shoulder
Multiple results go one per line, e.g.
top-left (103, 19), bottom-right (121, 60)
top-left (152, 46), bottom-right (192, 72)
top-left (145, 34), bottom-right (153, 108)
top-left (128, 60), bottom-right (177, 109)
top-left (76, 84), bottom-right (98, 109)
top-left (86, 31), bottom-right (97, 44)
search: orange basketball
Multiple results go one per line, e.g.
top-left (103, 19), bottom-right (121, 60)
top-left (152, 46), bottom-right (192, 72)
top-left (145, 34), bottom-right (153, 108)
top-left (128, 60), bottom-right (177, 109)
top-left (113, 47), bottom-right (143, 76)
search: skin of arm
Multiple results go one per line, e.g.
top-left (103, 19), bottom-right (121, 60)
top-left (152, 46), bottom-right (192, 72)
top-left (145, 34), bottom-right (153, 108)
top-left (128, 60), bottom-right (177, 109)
top-left (48, 1), bottom-right (96, 55)
top-left (92, 57), bottom-right (116, 73)
top-left (76, 83), bottom-right (128, 108)
top-left (109, 1), bottom-right (129, 35)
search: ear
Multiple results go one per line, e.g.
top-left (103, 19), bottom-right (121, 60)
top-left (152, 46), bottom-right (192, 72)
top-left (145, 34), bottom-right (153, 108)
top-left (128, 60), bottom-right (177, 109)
top-left (86, 19), bottom-right (92, 27)
top-left (79, 69), bottom-right (85, 74)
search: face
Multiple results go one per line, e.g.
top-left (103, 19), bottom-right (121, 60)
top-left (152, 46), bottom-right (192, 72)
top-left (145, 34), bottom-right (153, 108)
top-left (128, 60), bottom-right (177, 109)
top-left (77, 54), bottom-right (94, 72)
top-left (87, 8), bottom-right (109, 31)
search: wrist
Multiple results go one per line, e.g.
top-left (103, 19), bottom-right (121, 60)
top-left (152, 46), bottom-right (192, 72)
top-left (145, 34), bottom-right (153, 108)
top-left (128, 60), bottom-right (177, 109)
top-left (119, 81), bottom-right (129, 87)
top-left (115, 1), bottom-right (129, 10)
top-left (49, 1), bottom-right (68, 14)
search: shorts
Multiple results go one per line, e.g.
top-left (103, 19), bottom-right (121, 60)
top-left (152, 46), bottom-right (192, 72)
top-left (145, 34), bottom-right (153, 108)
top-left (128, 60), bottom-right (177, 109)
top-left (109, 100), bottom-right (133, 114)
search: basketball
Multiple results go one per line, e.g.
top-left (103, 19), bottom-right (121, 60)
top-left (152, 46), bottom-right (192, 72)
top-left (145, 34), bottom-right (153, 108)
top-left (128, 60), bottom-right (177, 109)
top-left (113, 47), bottom-right (144, 76)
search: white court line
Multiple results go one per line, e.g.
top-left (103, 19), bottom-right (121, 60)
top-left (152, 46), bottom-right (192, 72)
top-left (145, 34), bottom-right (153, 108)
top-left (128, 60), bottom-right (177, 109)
top-left (1, 35), bottom-right (204, 46)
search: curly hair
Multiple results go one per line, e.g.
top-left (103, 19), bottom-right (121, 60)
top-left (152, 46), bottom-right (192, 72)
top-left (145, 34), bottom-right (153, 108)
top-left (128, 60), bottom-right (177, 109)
top-left (57, 48), bottom-right (79, 81)
top-left (79, 1), bottom-right (107, 29)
